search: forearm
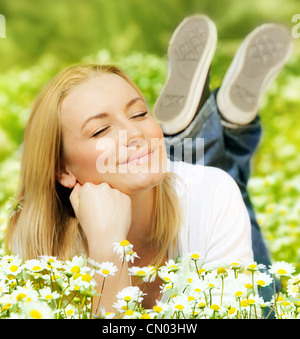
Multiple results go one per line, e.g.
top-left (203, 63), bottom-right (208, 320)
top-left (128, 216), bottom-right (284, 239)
top-left (89, 245), bottom-right (130, 315)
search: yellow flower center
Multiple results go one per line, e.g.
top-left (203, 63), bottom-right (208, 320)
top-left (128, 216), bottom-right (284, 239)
top-left (210, 304), bottom-right (220, 311)
top-left (124, 296), bottom-right (131, 302)
top-left (10, 265), bottom-right (18, 272)
top-left (102, 269), bottom-right (110, 275)
top-left (71, 266), bottom-right (80, 274)
top-left (125, 310), bottom-right (134, 316)
top-left (32, 266), bottom-right (41, 271)
top-left (120, 240), bottom-right (130, 247)
top-left (1, 303), bottom-right (11, 312)
top-left (247, 299), bottom-right (255, 305)
top-left (81, 274), bottom-right (92, 282)
top-left (16, 293), bottom-right (26, 301)
top-left (175, 304), bottom-right (184, 310)
top-left (231, 262), bottom-right (240, 266)
top-left (136, 270), bottom-right (146, 276)
top-left (277, 269), bottom-right (287, 275)
top-left (153, 305), bottom-right (162, 313)
top-left (228, 307), bottom-right (236, 315)
top-left (73, 272), bottom-right (81, 280)
top-left (240, 300), bottom-right (249, 307)
top-left (217, 267), bottom-right (227, 275)
top-left (190, 253), bottom-right (200, 260)
top-left (30, 310), bottom-right (42, 319)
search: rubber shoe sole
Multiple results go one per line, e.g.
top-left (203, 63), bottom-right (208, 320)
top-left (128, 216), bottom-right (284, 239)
top-left (217, 23), bottom-right (293, 125)
top-left (153, 15), bottom-right (217, 135)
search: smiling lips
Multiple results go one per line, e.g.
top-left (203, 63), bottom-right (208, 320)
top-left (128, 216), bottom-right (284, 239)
top-left (120, 148), bottom-right (154, 166)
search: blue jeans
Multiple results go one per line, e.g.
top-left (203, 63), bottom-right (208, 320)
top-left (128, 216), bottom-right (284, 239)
top-left (164, 89), bottom-right (274, 303)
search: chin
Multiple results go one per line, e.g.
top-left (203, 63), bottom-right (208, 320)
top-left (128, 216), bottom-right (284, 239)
top-left (120, 170), bottom-right (166, 195)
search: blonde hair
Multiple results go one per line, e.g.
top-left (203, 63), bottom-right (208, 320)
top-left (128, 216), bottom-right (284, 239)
top-left (6, 64), bottom-right (182, 265)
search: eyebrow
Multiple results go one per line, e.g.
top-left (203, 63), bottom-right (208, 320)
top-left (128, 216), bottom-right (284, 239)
top-left (81, 97), bottom-right (144, 132)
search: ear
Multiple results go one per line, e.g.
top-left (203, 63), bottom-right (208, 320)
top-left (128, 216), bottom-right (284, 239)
top-left (56, 162), bottom-right (77, 189)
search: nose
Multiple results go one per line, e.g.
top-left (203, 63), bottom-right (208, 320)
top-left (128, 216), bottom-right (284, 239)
top-left (119, 121), bottom-right (145, 149)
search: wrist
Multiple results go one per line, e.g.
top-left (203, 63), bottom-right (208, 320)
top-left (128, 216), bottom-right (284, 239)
top-left (87, 235), bottom-right (127, 260)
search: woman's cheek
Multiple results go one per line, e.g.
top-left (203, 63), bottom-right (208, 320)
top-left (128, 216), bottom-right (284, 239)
top-left (95, 137), bottom-right (118, 174)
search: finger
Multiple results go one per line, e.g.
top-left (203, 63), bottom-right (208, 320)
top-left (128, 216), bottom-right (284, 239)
top-left (69, 182), bottom-right (81, 212)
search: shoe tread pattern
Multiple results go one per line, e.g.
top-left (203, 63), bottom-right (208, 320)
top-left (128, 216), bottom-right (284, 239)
top-left (230, 26), bottom-right (291, 112)
top-left (155, 18), bottom-right (209, 121)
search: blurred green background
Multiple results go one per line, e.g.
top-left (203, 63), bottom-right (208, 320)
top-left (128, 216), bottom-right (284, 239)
top-left (0, 0), bottom-right (299, 269)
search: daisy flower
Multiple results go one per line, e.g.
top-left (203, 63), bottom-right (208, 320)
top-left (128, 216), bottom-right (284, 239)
top-left (1, 256), bottom-right (23, 277)
top-left (100, 306), bottom-right (115, 319)
top-left (39, 256), bottom-right (63, 270)
top-left (149, 300), bottom-right (170, 318)
top-left (63, 256), bottom-right (90, 277)
top-left (287, 274), bottom-right (300, 298)
top-left (123, 309), bottom-right (142, 319)
top-left (246, 262), bottom-right (266, 273)
top-left (96, 261), bottom-right (118, 278)
top-left (188, 252), bottom-right (204, 262)
top-left (163, 259), bottom-right (180, 272)
top-left (269, 261), bottom-right (296, 278)
top-left (23, 259), bottom-right (47, 274)
top-left (39, 286), bottom-right (60, 302)
top-left (113, 240), bottom-right (139, 263)
top-left (254, 272), bottom-right (273, 288)
top-left (11, 284), bottom-right (39, 304)
top-left (158, 268), bottom-right (177, 285)
top-left (128, 265), bottom-right (156, 282)
top-left (64, 304), bottom-right (79, 319)
top-left (70, 272), bottom-right (97, 291)
top-left (112, 298), bottom-right (130, 313)
top-left (115, 286), bottom-right (144, 304)
top-left (22, 300), bottom-right (54, 319)
top-left (170, 294), bottom-right (193, 317)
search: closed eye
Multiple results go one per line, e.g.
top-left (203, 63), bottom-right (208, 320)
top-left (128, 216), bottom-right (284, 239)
top-left (92, 126), bottom-right (110, 138)
top-left (132, 111), bottom-right (148, 119)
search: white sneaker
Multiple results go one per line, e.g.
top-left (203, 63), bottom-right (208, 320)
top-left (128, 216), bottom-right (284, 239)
top-left (217, 23), bottom-right (293, 126)
top-left (153, 15), bottom-right (217, 135)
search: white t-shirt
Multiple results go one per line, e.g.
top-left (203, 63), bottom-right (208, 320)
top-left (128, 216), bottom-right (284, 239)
top-left (167, 160), bottom-right (254, 266)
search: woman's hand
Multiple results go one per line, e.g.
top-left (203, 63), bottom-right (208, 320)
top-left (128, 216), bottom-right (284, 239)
top-left (70, 182), bottom-right (132, 313)
top-left (69, 182), bottom-right (132, 255)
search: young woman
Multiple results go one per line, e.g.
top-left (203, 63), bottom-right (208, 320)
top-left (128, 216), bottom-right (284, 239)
top-left (6, 15), bottom-right (292, 310)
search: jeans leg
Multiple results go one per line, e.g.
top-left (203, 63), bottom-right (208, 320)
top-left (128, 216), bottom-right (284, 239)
top-left (164, 90), bottom-right (275, 304)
